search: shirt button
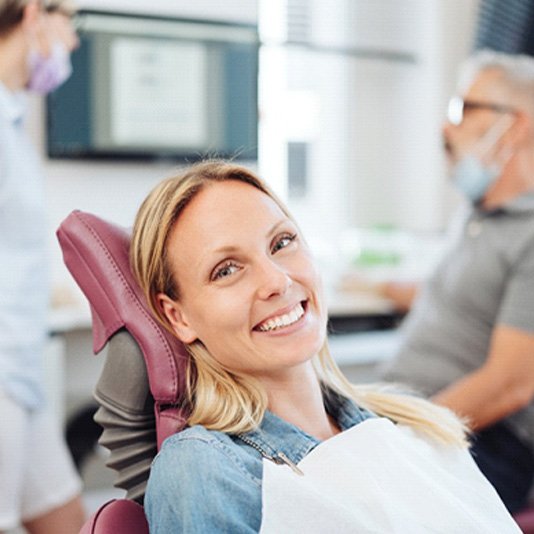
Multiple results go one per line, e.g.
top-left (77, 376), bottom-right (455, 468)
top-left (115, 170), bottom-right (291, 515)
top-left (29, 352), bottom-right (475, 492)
top-left (467, 220), bottom-right (483, 237)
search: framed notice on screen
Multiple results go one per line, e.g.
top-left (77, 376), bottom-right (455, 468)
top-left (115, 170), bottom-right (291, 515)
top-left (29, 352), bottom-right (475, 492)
top-left (46, 10), bottom-right (259, 161)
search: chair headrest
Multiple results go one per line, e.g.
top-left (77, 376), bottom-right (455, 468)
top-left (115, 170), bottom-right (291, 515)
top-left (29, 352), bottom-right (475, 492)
top-left (57, 210), bottom-right (189, 406)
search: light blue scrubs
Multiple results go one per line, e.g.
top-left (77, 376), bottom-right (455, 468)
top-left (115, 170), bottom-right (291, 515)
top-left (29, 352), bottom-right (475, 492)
top-left (0, 82), bottom-right (48, 411)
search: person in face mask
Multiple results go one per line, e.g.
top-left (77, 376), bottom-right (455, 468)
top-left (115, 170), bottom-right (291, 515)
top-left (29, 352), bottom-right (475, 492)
top-left (0, 1), bottom-right (84, 533)
top-left (380, 50), bottom-right (534, 514)
top-left (447, 112), bottom-right (515, 203)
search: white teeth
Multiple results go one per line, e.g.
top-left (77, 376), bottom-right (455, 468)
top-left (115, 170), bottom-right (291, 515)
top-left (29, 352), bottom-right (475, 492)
top-left (257, 303), bottom-right (305, 332)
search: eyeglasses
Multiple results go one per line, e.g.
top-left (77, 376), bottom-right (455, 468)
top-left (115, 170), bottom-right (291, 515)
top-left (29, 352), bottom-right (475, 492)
top-left (447, 96), bottom-right (517, 126)
top-left (43, 0), bottom-right (77, 20)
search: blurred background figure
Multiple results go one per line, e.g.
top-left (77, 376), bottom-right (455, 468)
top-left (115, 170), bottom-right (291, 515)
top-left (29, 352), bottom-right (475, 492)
top-left (380, 51), bottom-right (534, 514)
top-left (0, 1), bottom-right (85, 532)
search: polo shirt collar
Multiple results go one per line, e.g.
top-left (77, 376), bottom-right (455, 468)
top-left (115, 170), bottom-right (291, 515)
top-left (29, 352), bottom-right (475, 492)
top-left (501, 191), bottom-right (534, 213)
top-left (475, 190), bottom-right (534, 217)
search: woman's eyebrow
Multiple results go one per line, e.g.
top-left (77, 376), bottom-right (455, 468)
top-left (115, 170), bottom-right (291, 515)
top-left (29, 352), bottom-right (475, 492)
top-left (209, 219), bottom-right (290, 256)
top-left (211, 244), bottom-right (240, 255)
top-left (268, 218), bottom-right (290, 236)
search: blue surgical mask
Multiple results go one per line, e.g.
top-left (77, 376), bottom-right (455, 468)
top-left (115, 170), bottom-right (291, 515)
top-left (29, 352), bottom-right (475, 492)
top-left (450, 156), bottom-right (500, 203)
top-left (450, 115), bottom-right (513, 203)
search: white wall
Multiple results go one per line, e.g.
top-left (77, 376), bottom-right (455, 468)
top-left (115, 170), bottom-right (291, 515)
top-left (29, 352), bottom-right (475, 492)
top-left (259, 0), bottom-right (480, 254)
top-left (347, 0), bottom-right (480, 232)
top-left (26, 0), bottom-right (257, 297)
top-left (28, 0), bottom-right (479, 298)
top-left (78, 0), bottom-right (257, 21)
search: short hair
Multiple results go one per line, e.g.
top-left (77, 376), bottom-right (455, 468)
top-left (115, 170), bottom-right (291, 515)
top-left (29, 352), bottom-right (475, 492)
top-left (458, 49), bottom-right (534, 115)
top-left (0, 0), bottom-right (76, 36)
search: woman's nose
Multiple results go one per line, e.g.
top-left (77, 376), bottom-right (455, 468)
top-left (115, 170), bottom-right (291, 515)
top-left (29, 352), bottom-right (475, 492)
top-left (255, 259), bottom-right (292, 300)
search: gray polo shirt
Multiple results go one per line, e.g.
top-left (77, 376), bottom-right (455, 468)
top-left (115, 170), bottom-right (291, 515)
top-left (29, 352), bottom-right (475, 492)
top-left (383, 193), bottom-right (534, 450)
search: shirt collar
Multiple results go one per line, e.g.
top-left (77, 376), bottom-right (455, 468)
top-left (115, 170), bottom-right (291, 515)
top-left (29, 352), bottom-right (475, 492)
top-left (0, 82), bottom-right (26, 125)
top-left (235, 390), bottom-right (373, 464)
top-left (500, 191), bottom-right (534, 214)
top-left (474, 190), bottom-right (534, 218)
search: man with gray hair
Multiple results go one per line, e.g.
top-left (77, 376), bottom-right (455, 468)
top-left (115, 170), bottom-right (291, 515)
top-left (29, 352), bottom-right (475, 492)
top-left (382, 51), bottom-right (534, 513)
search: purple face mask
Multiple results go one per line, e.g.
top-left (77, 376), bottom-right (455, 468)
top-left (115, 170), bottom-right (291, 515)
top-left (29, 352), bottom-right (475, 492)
top-left (27, 42), bottom-right (72, 94)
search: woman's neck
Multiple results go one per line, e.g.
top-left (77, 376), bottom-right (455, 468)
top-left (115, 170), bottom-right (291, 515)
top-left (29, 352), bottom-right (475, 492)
top-left (260, 364), bottom-right (341, 441)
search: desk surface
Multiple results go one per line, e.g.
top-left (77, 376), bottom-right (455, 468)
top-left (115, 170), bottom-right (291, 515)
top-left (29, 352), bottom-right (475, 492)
top-left (326, 289), bottom-right (394, 316)
top-left (49, 290), bottom-right (395, 334)
top-left (49, 304), bottom-right (92, 334)
top-left (49, 301), bottom-right (400, 370)
top-left (328, 329), bottom-right (400, 366)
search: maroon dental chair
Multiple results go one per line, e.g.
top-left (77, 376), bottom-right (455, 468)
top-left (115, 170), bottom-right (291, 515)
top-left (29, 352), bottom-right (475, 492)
top-left (57, 210), bottom-right (191, 534)
top-left (58, 210), bottom-right (534, 533)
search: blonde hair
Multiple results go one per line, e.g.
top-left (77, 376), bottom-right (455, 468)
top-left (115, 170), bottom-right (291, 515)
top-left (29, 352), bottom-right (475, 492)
top-left (131, 160), bottom-right (468, 447)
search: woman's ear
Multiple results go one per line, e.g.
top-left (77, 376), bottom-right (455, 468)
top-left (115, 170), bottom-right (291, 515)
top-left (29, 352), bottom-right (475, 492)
top-left (157, 293), bottom-right (198, 344)
top-left (21, 1), bottom-right (40, 30)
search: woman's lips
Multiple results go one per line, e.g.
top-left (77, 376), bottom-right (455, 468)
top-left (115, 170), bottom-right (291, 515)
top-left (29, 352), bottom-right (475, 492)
top-left (253, 301), bottom-right (307, 332)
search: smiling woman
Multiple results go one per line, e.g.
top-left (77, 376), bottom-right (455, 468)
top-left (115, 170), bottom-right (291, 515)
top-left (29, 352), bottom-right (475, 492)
top-left (130, 160), bottom-right (520, 533)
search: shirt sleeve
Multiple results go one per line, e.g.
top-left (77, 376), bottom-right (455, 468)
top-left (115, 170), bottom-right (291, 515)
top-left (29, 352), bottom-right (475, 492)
top-left (497, 234), bottom-right (534, 333)
top-left (145, 435), bottom-right (261, 534)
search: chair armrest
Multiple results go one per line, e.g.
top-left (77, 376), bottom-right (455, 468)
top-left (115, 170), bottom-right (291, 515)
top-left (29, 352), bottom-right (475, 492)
top-left (79, 499), bottom-right (148, 534)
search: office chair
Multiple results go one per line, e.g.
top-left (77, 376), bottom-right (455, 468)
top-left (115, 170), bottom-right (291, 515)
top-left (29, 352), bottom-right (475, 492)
top-left (57, 210), bottom-right (191, 533)
top-left (58, 209), bottom-right (534, 534)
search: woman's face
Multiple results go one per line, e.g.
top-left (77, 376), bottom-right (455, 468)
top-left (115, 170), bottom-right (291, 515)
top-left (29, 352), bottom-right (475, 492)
top-left (159, 180), bottom-right (327, 379)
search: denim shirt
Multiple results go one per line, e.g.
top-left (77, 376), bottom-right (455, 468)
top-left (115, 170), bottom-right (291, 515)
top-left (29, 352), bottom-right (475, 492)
top-left (145, 392), bottom-right (373, 533)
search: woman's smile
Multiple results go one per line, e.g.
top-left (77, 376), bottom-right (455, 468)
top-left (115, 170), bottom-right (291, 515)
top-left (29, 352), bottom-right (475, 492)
top-left (253, 300), bottom-right (307, 333)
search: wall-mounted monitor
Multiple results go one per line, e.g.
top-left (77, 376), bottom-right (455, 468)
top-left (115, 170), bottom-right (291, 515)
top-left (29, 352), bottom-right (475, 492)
top-left (46, 11), bottom-right (259, 161)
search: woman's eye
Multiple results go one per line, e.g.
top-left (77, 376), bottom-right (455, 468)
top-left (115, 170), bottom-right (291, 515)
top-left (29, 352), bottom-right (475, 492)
top-left (272, 233), bottom-right (297, 253)
top-left (212, 262), bottom-right (240, 281)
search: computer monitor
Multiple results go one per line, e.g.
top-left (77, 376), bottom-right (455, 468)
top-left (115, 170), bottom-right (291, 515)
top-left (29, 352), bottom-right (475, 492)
top-left (46, 10), bottom-right (259, 161)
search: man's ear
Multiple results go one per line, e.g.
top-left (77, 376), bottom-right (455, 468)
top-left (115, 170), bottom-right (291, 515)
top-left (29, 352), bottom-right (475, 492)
top-left (494, 112), bottom-right (529, 165)
top-left (503, 111), bottom-right (530, 148)
top-left (157, 293), bottom-right (198, 344)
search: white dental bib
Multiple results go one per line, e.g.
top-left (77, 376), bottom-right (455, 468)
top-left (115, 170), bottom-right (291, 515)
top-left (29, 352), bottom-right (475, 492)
top-left (260, 418), bottom-right (519, 533)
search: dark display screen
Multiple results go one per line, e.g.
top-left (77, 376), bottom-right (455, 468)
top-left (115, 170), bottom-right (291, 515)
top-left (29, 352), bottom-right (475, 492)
top-left (46, 11), bottom-right (259, 161)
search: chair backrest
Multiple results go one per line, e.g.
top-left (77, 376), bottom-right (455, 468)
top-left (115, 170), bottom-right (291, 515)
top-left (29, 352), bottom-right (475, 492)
top-left (57, 210), bottom-right (191, 532)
